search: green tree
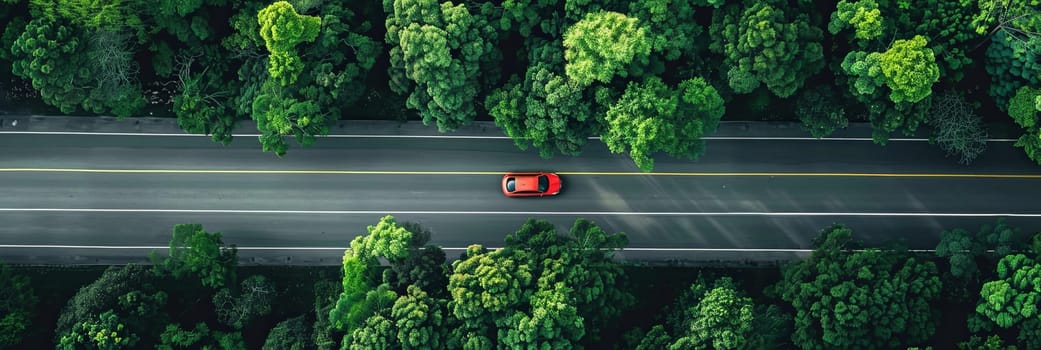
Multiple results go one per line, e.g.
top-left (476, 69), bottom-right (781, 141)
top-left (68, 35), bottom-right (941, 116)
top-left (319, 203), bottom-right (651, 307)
top-left (485, 38), bottom-right (599, 158)
top-left (263, 316), bottom-right (312, 350)
top-left (928, 90), bottom-right (988, 165)
top-left (1010, 86), bottom-right (1041, 164)
top-left (214, 275), bottom-right (275, 330)
top-left (391, 285), bottom-right (445, 350)
top-left (878, 35), bottom-right (940, 104)
top-left (257, 1), bottom-right (321, 86)
top-left (251, 81), bottom-right (327, 157)
top-left (829, 0), bottom-right (883, 41)
top-left (58, 310), bottom-right (138, 350)
top-left (668, 277), bottom-right (791, 350)
top-left (174, 46), bottom-right (235, 145)
top-left (156, 323), bottom-right (209, 350)
top-left (0, 263), bottom-right (37, 348)
top-left (633, 325), bottom-right (672, 350)
top-left (796, 86), bottom-right (848, 139)
top-left (976, 254), bottom-right (1041, 328)
top-left (957, 335), bottom-right (1017, 350)
top-left (56, 265), bottom-right (149, 340)
top-left (448, 245), bottom-right (533, 348)
top-left (152, 224), bottom-right (238, 289)
top-left (629, 0), bottom-right (703, 62)
top-left (383, 0), bottom-right (498, 131)
top-left (602, 77), bottom-right (725, 172)
top-left (984, 30), bottom-right (1041, 110)
top-left (563, 10), bottom-right (650, 87)
top-left (312, 280), bottom-right (344, 350)
top-left (348, 284), bottom-right (399, 350)
top-left (10, 17), bottom-right (94, 114)
top-left (351, 215), bottom-right (414, 261)
top-left (383, 245), bottom-right (448, 298)
top-left (775, 225), bottom-right (942, 349)
top-left (840, 49), bottom-right (933, 145)
top-left (499, 218), bottom-right (633, 345)
top-left (709, 0), bottom-right (824, 97)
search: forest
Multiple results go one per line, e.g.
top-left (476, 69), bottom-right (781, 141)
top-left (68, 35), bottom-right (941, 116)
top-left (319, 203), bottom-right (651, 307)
top-left (0, 0), bottom-right (1038, 169)
top-left (2, 217), bottom-right (1041, 349)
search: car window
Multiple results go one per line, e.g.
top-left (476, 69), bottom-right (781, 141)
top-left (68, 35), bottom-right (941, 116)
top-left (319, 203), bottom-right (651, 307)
top-left (506, 178), bottom-right (516, 192)
top-left (538, 175), bottom-right (548, 192)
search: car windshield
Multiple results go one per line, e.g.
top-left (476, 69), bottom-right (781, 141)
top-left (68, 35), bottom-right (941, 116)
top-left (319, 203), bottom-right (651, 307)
top-left (506, 178), bottom-right (516, 192)
top-left (538, 175), bottom-right (548, 192)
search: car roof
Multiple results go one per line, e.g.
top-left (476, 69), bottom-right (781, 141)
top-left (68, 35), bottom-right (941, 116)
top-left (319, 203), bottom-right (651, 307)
top-left (511, 174), bottom-right (541, 192)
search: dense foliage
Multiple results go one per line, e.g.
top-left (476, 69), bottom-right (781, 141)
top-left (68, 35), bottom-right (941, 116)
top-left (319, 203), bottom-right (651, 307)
top-left (7, 215), bottom-right (1041, 348)
top-left (0, 0), bottom-right (1036, 165)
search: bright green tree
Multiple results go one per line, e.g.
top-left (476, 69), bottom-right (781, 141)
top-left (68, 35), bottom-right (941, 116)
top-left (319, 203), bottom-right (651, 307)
top-left (602, 77), bottom-right (725, 172)
top-left (58, 310), bottom-right (139, 350)
top-left (775, 225), bottom-right (942, 349)
top-left (976, 254), bottom-right (1041, 328)
top-left (351, 215), bottom-right (414, 261)
top-left (709, 0), bottom-right (824, 98)
top-left (563, 10), bottom-right (651, 87)
top-left (840, 49), bottom-right (933, 145)
top-left (829, 0), bottom-right (883, 41)
top-left (879, 35), bottom-right (940, 104)
top-left (0, 263), bottom-right (37, 348)
top-left (257, 1), bottom-right (321, 86)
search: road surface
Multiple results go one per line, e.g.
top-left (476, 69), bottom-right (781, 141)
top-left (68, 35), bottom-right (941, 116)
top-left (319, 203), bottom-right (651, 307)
top-left (0, 117), bottom-right (1038, 265)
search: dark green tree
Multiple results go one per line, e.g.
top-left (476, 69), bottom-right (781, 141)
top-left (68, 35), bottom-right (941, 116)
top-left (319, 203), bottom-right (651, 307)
top-left (214, 275), bottom-right (275, 329)
top-left (55, 265), bottom-right (149, 340)
top-left (383, 0), bottom-right (498, 131)
top-left (485, 38), bottom-right (599, 158)
top-left (151, 224), bottom-right (238, 289)
top-left (709, 0), bottom-right (824, 98)
top-left (796, 86), bottom-right (848, 139)
top-left (666, 277), bottom-right (791, 350)
top-left (0, 263), bottom-right (37, 348)
top-left (775, 225), bottom-right (942, 349)
top-left (263, 316), bottom-right (313, 350)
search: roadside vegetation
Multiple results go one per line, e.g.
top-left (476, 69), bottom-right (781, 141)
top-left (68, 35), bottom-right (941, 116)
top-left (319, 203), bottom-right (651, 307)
top-left (0, 0), bottom-right (1038, 168)
top-left (1, 216), bottom-right (1040, 349)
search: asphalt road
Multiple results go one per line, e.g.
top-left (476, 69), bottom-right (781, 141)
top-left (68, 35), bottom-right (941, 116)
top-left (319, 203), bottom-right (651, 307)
top-left (0, 131), bottom-right (1039, 265)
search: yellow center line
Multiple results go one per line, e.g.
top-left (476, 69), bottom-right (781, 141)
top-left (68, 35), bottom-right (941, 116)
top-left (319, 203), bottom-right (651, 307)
top-left (0, 168), bottom-right (1039, 178)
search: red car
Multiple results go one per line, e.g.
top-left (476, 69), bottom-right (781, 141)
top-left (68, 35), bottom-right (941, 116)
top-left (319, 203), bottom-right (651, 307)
top-left (501, 172), bottom-right (562, 197)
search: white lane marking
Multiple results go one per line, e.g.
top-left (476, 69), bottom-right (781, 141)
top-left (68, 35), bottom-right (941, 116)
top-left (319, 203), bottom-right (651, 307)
top-left (1, 208), bottom-right (1040, 216)
top-left (0, 245), bottom-right (941, 253)
top-left (0, 131), bottom-right (1018, 142)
